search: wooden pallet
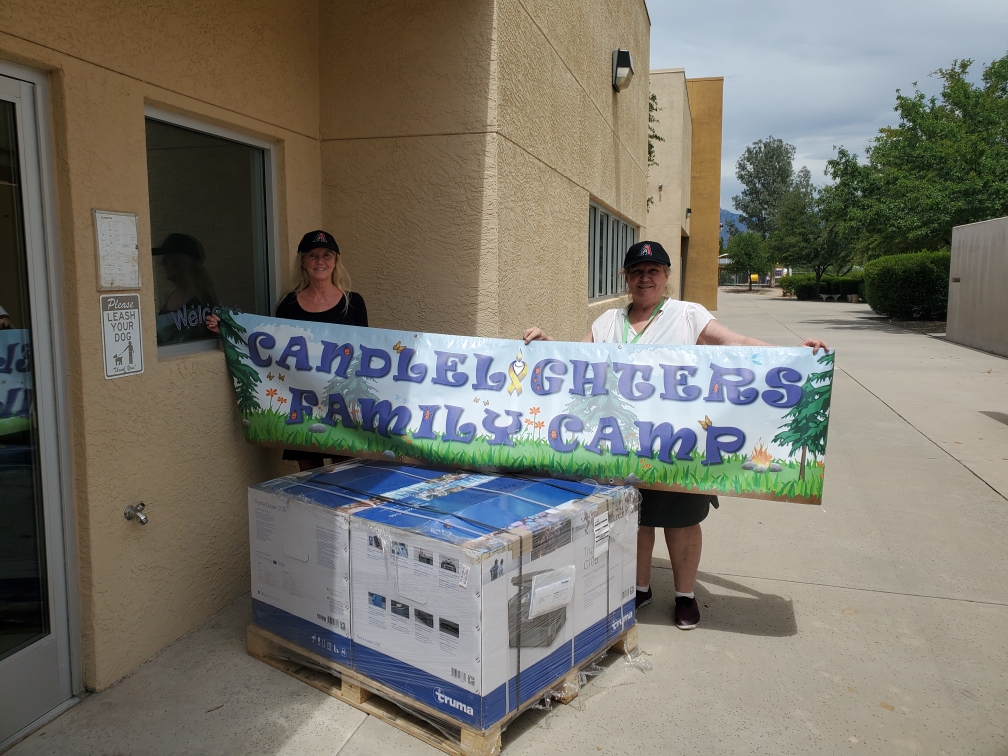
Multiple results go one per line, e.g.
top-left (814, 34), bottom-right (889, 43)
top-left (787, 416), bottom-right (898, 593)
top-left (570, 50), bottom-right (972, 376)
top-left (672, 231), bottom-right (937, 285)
top-left (247, 622), bottom-right (638, 756)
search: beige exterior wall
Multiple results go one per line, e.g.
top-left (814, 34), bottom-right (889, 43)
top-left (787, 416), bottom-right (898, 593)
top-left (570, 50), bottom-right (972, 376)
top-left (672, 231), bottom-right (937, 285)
top-left (2, 0), bottom-right (651, 690)
top-left (319, 0), bottom-right (500, 336)
top-left (645, 69), bottom-right (692, 300)
top-left (1, 1), bottom-right (322, 690)
top-left (683, 77), bottom-right (723, 311)
top-left (947, 216), bottom-right (1008, 358)
top-left (321, 0), bottom-right (650, 342)
top-left (497, 0), bottom-right (650, 340)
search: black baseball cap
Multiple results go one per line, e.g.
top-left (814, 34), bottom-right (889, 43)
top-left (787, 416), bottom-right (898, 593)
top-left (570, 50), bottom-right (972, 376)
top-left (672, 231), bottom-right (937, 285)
top-left (153, 233), bottom-right (206, 262)
top-left (298, 230), bottom-right (339, 255)
top-left (623, 240), bottom-right (671, 269)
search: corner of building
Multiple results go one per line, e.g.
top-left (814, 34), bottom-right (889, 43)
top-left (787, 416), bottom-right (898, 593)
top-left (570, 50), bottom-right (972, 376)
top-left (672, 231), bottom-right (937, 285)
top-left (684, 76), bottom-right (723, 311)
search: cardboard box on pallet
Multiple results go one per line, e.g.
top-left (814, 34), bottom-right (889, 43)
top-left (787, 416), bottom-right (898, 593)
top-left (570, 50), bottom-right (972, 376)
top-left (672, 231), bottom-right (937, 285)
top-left (570, 487), bottom-right (640, 666)
top-left (338, 465), bottom-right (638, 730)
top-left (249, 459), bottom-right (639, 731)
top-left (248, 462), bottom-right (450, 664)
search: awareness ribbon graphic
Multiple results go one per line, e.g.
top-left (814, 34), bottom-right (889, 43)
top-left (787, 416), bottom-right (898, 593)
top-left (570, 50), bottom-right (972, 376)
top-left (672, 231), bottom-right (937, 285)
top-left (507, 352), bottom-right (527, 396)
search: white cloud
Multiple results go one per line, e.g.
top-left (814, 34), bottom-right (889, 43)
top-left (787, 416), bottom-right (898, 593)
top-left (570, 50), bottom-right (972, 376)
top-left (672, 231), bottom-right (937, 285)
top-left (647, 0), bottom-right (1008, 209)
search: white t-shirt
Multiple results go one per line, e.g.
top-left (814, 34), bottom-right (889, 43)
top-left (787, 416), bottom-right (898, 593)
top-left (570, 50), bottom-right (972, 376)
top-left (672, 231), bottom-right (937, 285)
top-left (590, 298), bottom-right (715, 346)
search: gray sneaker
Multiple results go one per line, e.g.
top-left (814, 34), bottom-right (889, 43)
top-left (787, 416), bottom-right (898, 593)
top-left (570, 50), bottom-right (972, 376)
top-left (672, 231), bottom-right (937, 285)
top-left (674, 596), bottom-right (700, 629)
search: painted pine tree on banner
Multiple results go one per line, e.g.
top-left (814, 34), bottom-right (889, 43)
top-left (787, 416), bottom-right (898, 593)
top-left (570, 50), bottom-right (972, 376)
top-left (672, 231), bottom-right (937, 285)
top-left (217, 308), bottom-right (261, 416)
top-left (562, 360), bottom-right (638, 437)
top-left (773, 351), bottom-right (833, 480)
top-left (324, 352), bottom-right (380, 425)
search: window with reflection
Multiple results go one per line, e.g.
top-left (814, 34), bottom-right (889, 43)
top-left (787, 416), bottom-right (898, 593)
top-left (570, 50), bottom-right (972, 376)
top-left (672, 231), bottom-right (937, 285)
top-left (145, 118), bottom-right (271, 350)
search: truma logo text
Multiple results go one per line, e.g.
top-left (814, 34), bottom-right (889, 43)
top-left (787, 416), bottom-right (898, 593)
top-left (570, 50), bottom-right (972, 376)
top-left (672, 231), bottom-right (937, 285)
top-left (611, 609), bottom-right (633, 632)
top-left (434, 688), bottom-right (474, 716)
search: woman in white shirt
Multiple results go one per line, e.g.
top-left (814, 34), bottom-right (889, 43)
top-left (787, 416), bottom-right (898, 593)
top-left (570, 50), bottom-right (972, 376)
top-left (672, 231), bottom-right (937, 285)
top-left (523, 240), bottom-right (828, 630)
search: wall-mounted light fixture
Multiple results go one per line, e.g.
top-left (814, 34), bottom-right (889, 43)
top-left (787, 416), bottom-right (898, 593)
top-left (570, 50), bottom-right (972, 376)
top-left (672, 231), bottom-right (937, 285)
top-left (686, 207), bottom-right (692, 218)
top-left (612, 49), bottom-right (634, 92)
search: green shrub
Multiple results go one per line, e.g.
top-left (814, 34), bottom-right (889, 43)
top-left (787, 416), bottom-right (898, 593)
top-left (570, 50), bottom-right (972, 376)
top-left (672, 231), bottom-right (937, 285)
top-left (778, 274), bottom-right (813, 296)
top-left (786, 274), bottom-right (862, 300)
top-left (863, 251), bottom-right (951, 319)
top-left (823, 276), bottom-right (861, 296)
top-left (794, 281), bottom-right (818, 300)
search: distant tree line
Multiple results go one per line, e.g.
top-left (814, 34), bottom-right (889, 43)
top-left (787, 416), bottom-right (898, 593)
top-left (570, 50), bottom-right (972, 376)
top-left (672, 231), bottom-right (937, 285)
top-left (724, 51), bottom-right (1008, 293)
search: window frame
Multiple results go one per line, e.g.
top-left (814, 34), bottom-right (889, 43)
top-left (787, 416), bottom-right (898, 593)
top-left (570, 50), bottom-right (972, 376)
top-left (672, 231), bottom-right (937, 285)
top-left (143, 105), bottom-right (280, 359)
top-left (587, 200), bottom-right (637, 300)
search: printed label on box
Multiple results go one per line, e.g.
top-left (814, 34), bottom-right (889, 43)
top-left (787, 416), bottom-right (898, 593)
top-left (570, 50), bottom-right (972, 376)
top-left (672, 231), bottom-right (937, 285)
top-left (593, 511), bottom-right (610, 557)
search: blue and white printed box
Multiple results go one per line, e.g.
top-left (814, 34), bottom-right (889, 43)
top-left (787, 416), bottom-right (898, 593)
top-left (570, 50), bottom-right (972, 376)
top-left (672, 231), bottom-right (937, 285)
top-left (248, 468), bottom-right (374, 664)
top-left (570, 487), bottom-right (639, 666)
top-left (335, 465), bottom-right (636, 729)
top-left (249, 460), bottom-right (638, 730)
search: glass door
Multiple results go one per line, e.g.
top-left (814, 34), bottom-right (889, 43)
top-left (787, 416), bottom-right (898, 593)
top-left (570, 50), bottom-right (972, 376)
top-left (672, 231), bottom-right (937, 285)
top-left (0, 71), bottom-right (73, 747)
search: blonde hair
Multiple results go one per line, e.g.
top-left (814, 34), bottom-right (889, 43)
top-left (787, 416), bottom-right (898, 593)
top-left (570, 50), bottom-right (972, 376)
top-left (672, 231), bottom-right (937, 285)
top-left (293, 251), bottom-right (354, 310)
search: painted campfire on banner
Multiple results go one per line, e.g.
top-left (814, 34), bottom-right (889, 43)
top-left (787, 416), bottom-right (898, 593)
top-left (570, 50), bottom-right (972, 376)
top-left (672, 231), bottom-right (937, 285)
top-left (218, 311), bottom-right (834, 504)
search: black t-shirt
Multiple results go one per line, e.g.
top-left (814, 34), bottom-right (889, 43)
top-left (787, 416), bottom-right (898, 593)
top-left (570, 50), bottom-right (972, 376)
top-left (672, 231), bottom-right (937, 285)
top-left (274, 290), bottom-right (368, 327)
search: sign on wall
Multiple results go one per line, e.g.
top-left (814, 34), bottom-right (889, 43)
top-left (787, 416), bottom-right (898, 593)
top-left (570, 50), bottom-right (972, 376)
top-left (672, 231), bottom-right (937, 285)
top-left (0, 329), bottom-right (32, 438)
top-left (218, 311), bottom-right (834, 504)
top-left (100, 294), bottom-right (143, 379)
top-left (93, 210), bottom-right (140, 290)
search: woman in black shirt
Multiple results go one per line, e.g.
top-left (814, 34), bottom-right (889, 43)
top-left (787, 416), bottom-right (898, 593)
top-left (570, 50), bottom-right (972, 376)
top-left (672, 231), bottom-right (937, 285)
top-left (208, 229), bottom-right (367, 470)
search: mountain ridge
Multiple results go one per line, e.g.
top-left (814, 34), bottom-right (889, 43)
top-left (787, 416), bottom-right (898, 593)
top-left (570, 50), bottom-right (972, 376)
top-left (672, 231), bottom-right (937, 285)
top-left (720, 208), bottom-right (744, 244)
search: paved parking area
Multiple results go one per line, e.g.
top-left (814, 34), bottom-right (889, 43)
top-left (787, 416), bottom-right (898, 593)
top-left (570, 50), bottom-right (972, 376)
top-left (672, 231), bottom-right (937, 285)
top-left (9, 293), bottom-right (1008, 755)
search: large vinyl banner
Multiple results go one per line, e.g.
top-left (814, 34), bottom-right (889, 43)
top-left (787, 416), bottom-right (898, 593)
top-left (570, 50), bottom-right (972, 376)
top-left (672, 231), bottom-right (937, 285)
top-left (219, 311), bottom-right (834, 504)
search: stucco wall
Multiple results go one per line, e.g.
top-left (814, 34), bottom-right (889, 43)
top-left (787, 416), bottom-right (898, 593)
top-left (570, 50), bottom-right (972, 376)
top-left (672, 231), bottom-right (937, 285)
top-left (947, 216), bottom-right (1008, 358)
top-left (1, 1), bottom-right (321, 690)
top-left (495, 0), bottom-right (650, 341)
top-left (318, 0), bottom-right (500, 337)
top-left (683, 77), bottom-right (723, 311)
top-left (645, 69), bottom-right (691, 300)
top-left (319, 0), bottom-right (650, 344)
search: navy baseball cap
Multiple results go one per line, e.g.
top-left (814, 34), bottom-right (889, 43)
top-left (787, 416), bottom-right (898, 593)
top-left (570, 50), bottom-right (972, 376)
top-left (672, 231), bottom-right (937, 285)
top-left (298, 230), bottom-right (340, 255)
top-left (153, 233), bottom-right (206, 262)
top-left (624, 240), bottom-right (671, 269)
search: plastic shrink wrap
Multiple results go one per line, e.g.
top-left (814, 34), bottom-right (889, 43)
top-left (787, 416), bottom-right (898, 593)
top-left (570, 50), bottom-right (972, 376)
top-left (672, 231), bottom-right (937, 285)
top-left (250, 459), bottom-right (639, 730)
top-left (248, 467), bottom-right (374, 663)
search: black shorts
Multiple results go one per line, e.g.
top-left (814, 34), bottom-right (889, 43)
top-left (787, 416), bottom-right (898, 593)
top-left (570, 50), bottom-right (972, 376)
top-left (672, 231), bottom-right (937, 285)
top-left (638, 489), bottom-right (717, 529)
top-left (282, 450), bottom-right (348, 466)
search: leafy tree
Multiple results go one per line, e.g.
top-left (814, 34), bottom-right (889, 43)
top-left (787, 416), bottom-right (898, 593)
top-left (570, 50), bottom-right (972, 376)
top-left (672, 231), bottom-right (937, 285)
top-left (217, 309), bottom-right (261, 416)
top-left (766, 169), bottom-right (852, 294)
top-left (647, 92), bottom-right (665, 211)
top-left (826, 52), bottom-right (1008, 259)
top-left (732, 136), bottom-right (796, 239)
top-left (773, 351), bottom-right (833, 481)
top-left (723, 231), bottom-right (771, 290)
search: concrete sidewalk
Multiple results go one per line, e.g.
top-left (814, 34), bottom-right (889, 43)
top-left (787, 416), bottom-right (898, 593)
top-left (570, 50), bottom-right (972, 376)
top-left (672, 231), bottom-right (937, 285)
top-left (9, 293), bottom-right (1008, 755)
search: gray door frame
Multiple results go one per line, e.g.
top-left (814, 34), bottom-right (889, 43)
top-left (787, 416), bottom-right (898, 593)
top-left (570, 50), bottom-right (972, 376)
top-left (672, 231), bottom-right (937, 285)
top-left (0, 60), bottom-right (82, 751)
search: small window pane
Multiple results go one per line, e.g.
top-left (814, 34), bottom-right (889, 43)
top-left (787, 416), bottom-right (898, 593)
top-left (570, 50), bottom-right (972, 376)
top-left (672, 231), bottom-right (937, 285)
top-left (145, 118), bottom-right (270, 348)
top-left (611, 220), bottom-right (619, 295)
top-left (587, 203), bottom-right (637, 299)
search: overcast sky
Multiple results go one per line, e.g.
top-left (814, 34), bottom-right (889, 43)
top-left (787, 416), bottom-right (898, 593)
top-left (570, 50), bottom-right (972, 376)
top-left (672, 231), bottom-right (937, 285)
top-left (647, 0), bottom-right (1008, 211)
